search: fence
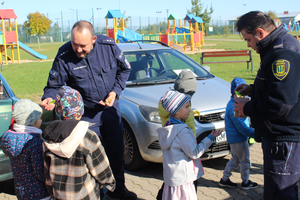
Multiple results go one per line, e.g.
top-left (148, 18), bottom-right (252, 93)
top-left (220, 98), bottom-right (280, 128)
top-left (15, 8), bottom-right (230, 44)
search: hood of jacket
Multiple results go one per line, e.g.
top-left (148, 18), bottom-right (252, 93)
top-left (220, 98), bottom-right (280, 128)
top-left (42, 120), bottom-right (89, 158)
top-left (0, 126), bottom-right (41, 158)
top-left (157, 123), bottom-right (190, 150)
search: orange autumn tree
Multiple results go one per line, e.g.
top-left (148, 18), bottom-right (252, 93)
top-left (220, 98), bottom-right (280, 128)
top-left (23, 12), bottom-right (52, 49)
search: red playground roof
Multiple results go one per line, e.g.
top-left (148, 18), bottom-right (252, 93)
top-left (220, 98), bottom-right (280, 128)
top-left (0, 9), bottom-right (18, 19)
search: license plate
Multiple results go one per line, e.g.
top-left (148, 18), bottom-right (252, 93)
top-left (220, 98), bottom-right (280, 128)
top-left (215, 131), bottom-right (226, 143)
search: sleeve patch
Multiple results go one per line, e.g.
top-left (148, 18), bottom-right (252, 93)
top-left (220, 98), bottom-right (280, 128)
top-left (125, 58), bottom-right (131, 69)
top-left (272, 59), bottom-right (290, 81)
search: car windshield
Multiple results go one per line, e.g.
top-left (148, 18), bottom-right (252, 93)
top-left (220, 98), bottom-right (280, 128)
top-left (124, 49), bottom-right (213, 85)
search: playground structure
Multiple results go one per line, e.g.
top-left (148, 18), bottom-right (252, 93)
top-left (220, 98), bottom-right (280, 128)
top-left (106, 10), bottom-right (142, 43)
top-left (275, 18), bottom-right (300, 32)
top-left (106, 10), bottom-right (204, 52)
top-left (0, 9), bottom-right (47, 65)
top-left (159, 13), bottom-right (204, 51)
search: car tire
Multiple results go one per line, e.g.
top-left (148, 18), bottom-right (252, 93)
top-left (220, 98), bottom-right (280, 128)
top-left (123, 120), bottom-right (148, 171)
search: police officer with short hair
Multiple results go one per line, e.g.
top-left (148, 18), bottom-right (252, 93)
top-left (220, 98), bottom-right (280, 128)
top-left (233, 11), bottom-right (300, 200)
top-left (41, 21), bottom-right (137, 200)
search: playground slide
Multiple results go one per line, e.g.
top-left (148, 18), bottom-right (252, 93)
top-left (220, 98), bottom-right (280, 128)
top-left (18, 41), bottom-right (47, 60)
top-left (117, 28), bottom-right (143, 42)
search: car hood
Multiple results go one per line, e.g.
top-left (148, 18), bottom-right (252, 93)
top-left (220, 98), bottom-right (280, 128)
top-left (122, 77), bottom-right (231, 112)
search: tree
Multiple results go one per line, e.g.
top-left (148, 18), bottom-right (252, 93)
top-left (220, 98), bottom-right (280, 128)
top-left (23, 12), bottom-right (52, 49)
top-left (187, 0), bottom-right (214, 36)
top-left (117, 11), bottom-right (131, 29)
top-left (265, 10), bottom-right (277, 20)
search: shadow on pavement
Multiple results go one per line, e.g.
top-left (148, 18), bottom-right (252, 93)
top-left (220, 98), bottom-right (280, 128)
top-left (125, 162), bottom-right (164, 180)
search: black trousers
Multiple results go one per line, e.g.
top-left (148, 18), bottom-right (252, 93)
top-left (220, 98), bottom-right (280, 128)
top-left (262, 139), bottom-right (300, 200)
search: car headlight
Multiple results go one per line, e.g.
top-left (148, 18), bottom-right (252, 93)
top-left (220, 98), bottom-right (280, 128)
top-left (138, 105), bottom-right (161, 123)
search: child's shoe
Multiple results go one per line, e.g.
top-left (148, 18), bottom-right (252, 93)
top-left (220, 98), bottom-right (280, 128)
top-left (241, 180), bottom-right (258, 190)
top-left (219, 178), bottom-right (237, 188)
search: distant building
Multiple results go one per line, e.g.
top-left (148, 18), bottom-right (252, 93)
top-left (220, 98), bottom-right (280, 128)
top-left (277, 11), bottom-right (300, 25)
top-left (228, 11), bottom-right (300, 26)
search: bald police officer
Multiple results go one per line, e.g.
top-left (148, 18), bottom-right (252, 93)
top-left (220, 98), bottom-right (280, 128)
top-left (41, 21), bottom-right (137, 200)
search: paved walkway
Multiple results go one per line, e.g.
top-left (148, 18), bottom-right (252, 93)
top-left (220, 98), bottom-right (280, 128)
top-left (2, 142), bottom-right (300, 200)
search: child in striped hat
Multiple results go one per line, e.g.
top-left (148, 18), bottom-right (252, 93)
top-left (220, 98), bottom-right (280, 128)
top-left (156, 90), bottom-right (222, 200)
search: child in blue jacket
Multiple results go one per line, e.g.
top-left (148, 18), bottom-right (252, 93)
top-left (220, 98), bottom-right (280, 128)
top-left (219, 78), bottom-right (258, 190)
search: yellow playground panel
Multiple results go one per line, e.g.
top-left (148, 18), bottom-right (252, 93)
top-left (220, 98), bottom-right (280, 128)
top-left (0, 9), bottom-right (20, 65)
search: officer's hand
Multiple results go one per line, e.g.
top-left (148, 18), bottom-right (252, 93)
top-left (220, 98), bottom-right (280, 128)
top-left (233, 98), bottom-right (247, 117)
top-left (40, 98), bottom-right (55, 111)
top-left (235, 84), bottom-right (252, 96)
top-left (99, 91), bottom-right (116, 107)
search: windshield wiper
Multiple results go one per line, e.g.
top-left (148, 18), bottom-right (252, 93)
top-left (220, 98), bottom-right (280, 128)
top-left (155, 79), bottom-right (176, 84)
top-left (126, 81), bottom-right (157, 86)
top-left (196, 77), bottom-right (208, 80)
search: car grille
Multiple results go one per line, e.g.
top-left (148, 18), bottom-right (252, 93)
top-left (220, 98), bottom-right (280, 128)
top-left (195, 112), bottom-right (225, 124)
top-left (206, 142), bottom-right (230, 153)
top-left (196, 130), bottom-right (230, 153)
top-left (148, 140), bottom-right (161, 150)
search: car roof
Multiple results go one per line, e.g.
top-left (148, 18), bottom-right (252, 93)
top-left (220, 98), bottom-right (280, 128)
top-left (117, 42), bottom-right (172, 52)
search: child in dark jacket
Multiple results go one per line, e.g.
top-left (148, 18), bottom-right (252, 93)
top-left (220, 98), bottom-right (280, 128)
top-left (219, 77), bottom-right (258, 189)
top-left (42, 86), bottom-right (115, 200)
top-left (0, 99), bottom-right (50, 200)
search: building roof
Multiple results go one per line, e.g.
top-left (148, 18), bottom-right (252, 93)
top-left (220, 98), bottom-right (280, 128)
top-left (191, 16), bottom-right (203, 23)
top-left (277, 11), bottom-right (300, 18)
top-left (229, 12), bottom-right (300, 21)
top-left (105, 10), bottom-right (124, 19)
top-left (184, 14), bottom-right (195, 20)
top-left (0, 9), bottom-right (18, 19)
top-left (168, 13), bottom-right (181, 20)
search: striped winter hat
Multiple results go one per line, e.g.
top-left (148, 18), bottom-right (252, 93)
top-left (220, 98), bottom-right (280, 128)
top-left (160, 90), bottom-right (190, 116)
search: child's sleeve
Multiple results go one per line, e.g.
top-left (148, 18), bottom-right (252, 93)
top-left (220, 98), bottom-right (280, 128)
top-left (42, 143), bottom-right (54, 196)
top-left (179, 128), bottom-right (214, 159)
top-left (29, 138), bottom-right (46, 182)
top-left (228, 102), bottom-right (254, 138)
top-left (85, 132), bottom-right (116, 192)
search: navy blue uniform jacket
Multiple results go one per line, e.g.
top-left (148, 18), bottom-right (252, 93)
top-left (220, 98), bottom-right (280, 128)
top-left (42, 35), bottom-right (130, 111)
top-left (243, 25), bottom-right (300, 142)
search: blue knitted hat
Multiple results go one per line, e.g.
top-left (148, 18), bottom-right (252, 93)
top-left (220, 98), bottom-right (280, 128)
top-left (160, 90), bottom-right (190, 116)
top-left (231, 77), bottom-right (246, 95)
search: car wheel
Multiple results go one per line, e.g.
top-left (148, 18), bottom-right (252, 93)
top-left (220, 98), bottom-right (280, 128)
top-left (123, 120), bottom-right (148, 171)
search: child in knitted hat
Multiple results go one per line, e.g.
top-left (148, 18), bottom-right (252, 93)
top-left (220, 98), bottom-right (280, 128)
top-left (156, 90), bottom-right (222, 200)
top-left (158, 69), bottom-right (198, 136)
top-left (42, 86), bottom-right (115, 200)
top-left (219, 77), bottom-right (258, 189)
top-left (0, 99), bottom-right (50, 200)
top-left (157, 70), bottom-right (198, 200)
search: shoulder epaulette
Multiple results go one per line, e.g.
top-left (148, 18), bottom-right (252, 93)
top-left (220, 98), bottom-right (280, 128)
top-left (101, 38), bottom-right (115, 44)
top-left (273, 38), bottom-right (283, 50)
top-left (57, 50), bottom-right (70, 58)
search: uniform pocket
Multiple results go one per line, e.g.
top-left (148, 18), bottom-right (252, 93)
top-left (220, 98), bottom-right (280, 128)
top-left (102, 61), bottom-right (117, 73)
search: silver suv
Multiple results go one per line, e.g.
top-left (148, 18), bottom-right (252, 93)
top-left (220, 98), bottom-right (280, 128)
top-left (118, 41), bottom-right (231, 171)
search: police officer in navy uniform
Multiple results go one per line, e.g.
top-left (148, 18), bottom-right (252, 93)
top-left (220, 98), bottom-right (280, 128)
top-left (41, 21), bottom-right (137, 200)
top-left (233, 11), bottom-right (300, 200)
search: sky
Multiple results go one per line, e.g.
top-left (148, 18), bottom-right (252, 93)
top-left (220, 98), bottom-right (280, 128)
top-left (1, 0), bottom-right (298, 25)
